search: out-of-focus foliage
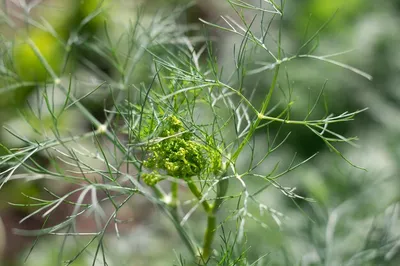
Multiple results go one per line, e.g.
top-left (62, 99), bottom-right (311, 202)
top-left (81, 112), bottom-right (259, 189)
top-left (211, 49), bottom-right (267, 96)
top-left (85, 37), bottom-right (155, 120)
top-left (13, 29), bottom-right (64, 81)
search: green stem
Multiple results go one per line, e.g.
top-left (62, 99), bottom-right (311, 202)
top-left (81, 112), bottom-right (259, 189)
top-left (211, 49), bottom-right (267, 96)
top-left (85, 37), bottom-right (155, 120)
top-left (231, 64), bottom-right (281, 162)
top-left (213, 177), bottom-right (229, 214)
top-left (185, 178), bottom-right (217, 261)
top-left (171, 181), bottom-right (178, 208)
top-left (186, 179), bottom-right (212, 213)
top-left (185, 173), bottom-right (229, 261)
top-left (202, 214), bottom-right (216, 261)
top-left (152, 185), bottom-right (165, 199)
top-left (202, 175), bottom-right (229, 260)
top-left (258, 114), bottom-right (325, 125)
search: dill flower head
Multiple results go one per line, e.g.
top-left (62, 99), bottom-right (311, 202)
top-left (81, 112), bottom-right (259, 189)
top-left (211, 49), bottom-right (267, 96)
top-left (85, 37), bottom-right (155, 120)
top-left (142, 116), bottom-right (221, 185)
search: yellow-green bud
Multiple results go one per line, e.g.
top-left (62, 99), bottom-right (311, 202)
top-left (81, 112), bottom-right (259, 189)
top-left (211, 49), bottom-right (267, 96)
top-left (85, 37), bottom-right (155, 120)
top-left (143, 116), bottom-right (222, 179)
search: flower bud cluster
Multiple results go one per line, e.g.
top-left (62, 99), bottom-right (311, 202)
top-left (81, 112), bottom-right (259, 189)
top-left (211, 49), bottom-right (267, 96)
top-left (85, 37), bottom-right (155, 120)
top-left (142, 116), bottom-right (221, 185)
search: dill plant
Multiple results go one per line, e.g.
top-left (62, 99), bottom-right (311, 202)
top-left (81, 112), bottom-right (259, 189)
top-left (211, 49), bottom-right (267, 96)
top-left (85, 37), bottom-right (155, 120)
top-left (0, 0), bottom-right (372, 265)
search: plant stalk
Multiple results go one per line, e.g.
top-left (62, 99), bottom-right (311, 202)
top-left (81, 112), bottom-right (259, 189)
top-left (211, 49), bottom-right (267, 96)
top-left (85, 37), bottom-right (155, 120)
top-left (186, 179), bottom-right (212, 213)
top-left (202, 214), bottom-right (216, 261)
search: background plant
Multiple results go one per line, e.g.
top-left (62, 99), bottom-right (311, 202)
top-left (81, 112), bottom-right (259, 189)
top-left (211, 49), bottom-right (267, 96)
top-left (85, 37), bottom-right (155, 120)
top-left (0, 0), bottom-right (399, 265)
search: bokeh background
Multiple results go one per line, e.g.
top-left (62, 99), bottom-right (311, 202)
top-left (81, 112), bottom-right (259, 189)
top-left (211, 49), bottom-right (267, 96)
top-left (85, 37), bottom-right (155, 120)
top-left (0, 0), bottom-right (399, 265)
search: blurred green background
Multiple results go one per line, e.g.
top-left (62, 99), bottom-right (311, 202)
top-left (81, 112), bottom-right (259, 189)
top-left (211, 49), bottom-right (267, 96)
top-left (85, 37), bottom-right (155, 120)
top-left (0, 0), bottom-right (399, 265)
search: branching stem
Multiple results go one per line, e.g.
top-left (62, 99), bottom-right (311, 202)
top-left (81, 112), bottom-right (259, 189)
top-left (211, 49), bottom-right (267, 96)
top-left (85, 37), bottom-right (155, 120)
top-left (186, 179), bottom-right (212, 214)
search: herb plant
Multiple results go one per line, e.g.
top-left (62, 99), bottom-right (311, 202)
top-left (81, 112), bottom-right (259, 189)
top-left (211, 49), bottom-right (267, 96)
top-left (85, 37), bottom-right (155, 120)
top-left (0, 0), bottom-right (372, 265)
